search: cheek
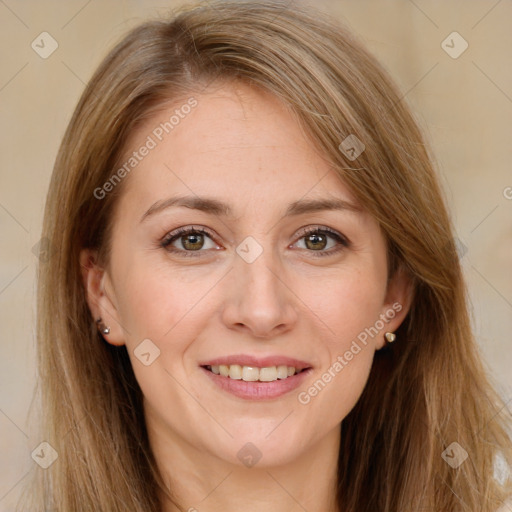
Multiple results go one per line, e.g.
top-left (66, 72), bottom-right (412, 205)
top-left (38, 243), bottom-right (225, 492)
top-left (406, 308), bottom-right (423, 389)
top-left (299, 264), bottom-right (386, 348)
top-left (113, 252), bottom-right (219, 343)
top-left (304, 347), bottom-right (375, 433)
top-left (112, 262), bottom-right (218, 404)
top-left (296, 310), bottom-right (377, 433)
top-left (293, 267), bottom-right (384, 420)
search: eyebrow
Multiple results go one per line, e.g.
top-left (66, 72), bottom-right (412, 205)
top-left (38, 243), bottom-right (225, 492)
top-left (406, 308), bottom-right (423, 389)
top-left (140, 194), bottom-right (362, 223)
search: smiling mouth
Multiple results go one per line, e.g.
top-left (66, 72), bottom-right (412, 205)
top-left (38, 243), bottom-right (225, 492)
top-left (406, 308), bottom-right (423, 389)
top-left (202, 364), bottom-right (310, 382)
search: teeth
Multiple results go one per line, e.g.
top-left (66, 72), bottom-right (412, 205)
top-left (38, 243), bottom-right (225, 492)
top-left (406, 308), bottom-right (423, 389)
top-left (229, 364), bottom-right (242, 380)
top-left (207, 364), bottom-right (303, 382)
top-left (277, 365), bottom-right (289, 379)
top-left (242, 366), bottom-right (259, 381)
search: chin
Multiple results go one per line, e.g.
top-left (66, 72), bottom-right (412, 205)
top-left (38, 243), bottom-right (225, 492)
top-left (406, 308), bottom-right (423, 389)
top-left (210, 427), bottom-right (308, 469)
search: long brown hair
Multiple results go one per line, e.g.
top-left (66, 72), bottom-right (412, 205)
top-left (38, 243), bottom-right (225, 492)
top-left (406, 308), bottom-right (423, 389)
top-left (21, 1), bottom-right (512, 510)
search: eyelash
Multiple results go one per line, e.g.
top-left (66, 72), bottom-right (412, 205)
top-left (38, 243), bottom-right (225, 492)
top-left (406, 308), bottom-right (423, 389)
top-left (160, 225), bottom-right (350, 258)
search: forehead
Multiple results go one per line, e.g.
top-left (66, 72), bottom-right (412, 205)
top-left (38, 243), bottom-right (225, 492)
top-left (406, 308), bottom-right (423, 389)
top-left (115, 81), bottom-right (361, 217)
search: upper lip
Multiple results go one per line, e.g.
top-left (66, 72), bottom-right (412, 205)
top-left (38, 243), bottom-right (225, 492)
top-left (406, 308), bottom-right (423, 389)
top-left (200, 354), bottom-right (312, 371)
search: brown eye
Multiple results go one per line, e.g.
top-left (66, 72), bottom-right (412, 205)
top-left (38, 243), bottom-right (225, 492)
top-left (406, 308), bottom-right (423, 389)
top-left (180, 232), bottom-right (205, 251)
top-left (304, 232), bottom-right (328, 251)
top-left (294, 227), bottom-right (350, 257)
top-left (161, 227), bottom-right (219, 257)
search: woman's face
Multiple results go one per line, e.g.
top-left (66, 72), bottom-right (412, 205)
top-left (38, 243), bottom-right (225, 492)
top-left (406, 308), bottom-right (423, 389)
top-left (82, 81), bottom-right (409, 468)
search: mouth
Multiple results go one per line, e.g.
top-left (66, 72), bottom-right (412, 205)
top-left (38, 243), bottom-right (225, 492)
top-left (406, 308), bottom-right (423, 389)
top-left (199, 356), bottom-right (313, 400)
top-left (201, 363), bottom-right (310, 382)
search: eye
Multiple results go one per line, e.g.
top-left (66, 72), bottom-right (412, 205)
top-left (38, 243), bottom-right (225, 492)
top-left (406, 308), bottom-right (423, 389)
top-left (160, 225), bottom-right (350, 258)
top-left (292, 226), bottom-right (350, 257)
top-left (161, 226), bottom-right (220, 257)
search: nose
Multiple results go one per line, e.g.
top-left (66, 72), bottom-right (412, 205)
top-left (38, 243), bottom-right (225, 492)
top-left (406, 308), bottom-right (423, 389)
top-left (220, 242), bottom-right (299, 339)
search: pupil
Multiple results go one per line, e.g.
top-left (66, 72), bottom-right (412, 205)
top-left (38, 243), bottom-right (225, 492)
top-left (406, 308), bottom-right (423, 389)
top-left (306, 233), bottom-right (326, 250)
top-left (184, 233), bottom-right (203, 250)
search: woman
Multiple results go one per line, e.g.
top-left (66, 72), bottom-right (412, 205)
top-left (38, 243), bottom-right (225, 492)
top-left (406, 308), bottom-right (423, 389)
top-left (22, 1), bottom-right (512, 511)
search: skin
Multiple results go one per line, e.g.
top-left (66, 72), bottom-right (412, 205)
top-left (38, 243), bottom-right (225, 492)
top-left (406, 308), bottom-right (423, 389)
top-left (81, 80), bottom-right (411, 512)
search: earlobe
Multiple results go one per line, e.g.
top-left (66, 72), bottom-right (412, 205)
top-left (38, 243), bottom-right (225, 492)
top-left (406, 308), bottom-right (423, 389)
top-left (377, 266), bottom-right (414, 349)
top-left (79, 249), bottom-right (126, 347)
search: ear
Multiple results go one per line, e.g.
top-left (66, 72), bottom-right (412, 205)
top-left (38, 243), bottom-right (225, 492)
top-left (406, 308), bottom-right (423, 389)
top-left (375, 265), bottom-right (414, 350)
top-left (79, 248), bottom-right (126, 347)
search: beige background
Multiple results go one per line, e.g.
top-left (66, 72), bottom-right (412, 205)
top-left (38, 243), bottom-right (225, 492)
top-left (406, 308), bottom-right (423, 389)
top-left (1, 0), bottom-right (511, 508)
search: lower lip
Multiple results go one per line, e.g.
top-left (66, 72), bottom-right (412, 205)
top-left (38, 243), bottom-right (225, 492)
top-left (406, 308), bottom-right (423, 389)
top-left (200, 366), bottom-right (312, 400)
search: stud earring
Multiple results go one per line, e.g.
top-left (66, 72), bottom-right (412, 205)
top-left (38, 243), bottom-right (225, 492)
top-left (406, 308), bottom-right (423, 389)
top-left (384, 332), bottom-right (396, 343)
top-left (96, 317), bottom-right (110, 336)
